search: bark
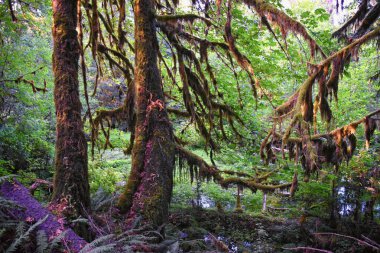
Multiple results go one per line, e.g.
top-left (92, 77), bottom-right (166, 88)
top-left (118, 0), bottom-right (175, 227)
top-left (329, 178), bottom-right (337, 228)
top-left (364, 198), bottom-right (375, 222)
top-left (51, 0), bottom-right (90, 232)
top-left (262, 192), bottom-right (267, 212)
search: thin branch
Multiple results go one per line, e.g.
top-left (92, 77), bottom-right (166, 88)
top-left (282, 247), bottom-right (333, 253)
top-left (332, 0), bottom-right (368, 38)
top-left (243, 0), bottom-right (326, 58)
top-left (354, 3), bottom-right (380, 38)
top-left (176, 144), bottom-right (293, 192)
top-left (7, 0), bottom-right (17, 22)
top-left (315, 233), bottom-right (380, 251)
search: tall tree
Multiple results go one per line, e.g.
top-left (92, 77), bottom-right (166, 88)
top-left (117, 0), bottom-right (175, 226)
top-left (51, 0), bottom-right (90, 227)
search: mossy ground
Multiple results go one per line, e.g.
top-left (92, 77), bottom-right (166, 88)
top-left (166, 207), bottom-right (380, 253)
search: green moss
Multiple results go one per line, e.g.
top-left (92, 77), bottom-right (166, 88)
top-left (142, 186), bottom-right (164, 225)
top-left (117, 175), bottom-right (139, 213)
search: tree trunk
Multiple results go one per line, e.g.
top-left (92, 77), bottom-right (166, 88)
top-left (118, 0), bottom-right (175, 227)
top-left (262, 192), bottom-right (267, 212)
top-left (329, 178), bottom-right (337, 228)
top-left (51, 0), bottom-right (90, 227)
top-left (364, 198), bottom-right (375, 222)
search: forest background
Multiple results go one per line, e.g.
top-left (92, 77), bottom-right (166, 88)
top-left (0, 0), bottom-right (379, 252)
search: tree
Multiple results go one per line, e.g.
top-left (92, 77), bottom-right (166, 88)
top-left (0, 0), bottom-right (54, 178)
top-left (51, 0), bottom-right (90, 230)
top-left (116, 0), bottom-right (176, 226)
top-left (79, 0), bottom-right (379, 227)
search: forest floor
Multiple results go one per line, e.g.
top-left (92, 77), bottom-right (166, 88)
top-left (2, 179), bottom-right (380, 252)
top-left (166, 207), bottom-right (380, 253)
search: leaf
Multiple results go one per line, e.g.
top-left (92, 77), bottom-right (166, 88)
top-left (79, 234), bottom-right (115, 253)
top-left (301, 11), bottom-right (311, 18)
top-left (314, 8), bottom-right (326, 15)
top-left (343, 69), bottom-right (351, 78)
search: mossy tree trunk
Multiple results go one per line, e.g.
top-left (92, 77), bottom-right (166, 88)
top-left (118, 0), bottom-right (175, 227)
top-left (51, 0), bottom-right (90, 227)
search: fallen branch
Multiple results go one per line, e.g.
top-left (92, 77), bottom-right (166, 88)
top-left (267, 206), bottom-right (290, 211)
top-left (282, 247), bottom-right (333, 253)
top-left (29, 179), bottom-right (53, 195)
top-left (314, 232), bottom-right (380, 251)
top-left (361, 235), bottom-right (380, 248)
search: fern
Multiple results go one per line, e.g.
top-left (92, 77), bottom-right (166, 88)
top-left (0, 196), bottom-right (24, 210)
top-left (47, 230), bottom-right (68, 252)
top-left (91, 188), bottom-right (115, 212)
top-left (71, 217), bottom-right (89, 225)
top-left (36, 230), bottom-right (48, 253)
top-left (79, 234), bottom-right (115, 253)
top-left (82, 244), bottom-right (116, 253)
top-left (15, 221), bottom-right (27, 238)
top-left (122, 245), bottom-right (134, 253)
top-left (0, 220), bottom-right (20, 229)
top-left (124, 239), bottom-right (146, 245)
top-left (5, 215), bottom-right (48, 253)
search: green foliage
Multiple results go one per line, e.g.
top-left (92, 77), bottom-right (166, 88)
top-left (172, 182), bottom-right (195, 207)
top-left (89, 149), bottom-right (130, 193)
top-left (297, 179), bottom-right (331, 202)
top-left (0, 0), bottom-right (54, 186)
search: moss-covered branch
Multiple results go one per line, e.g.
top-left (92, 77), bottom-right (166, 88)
top-left (243, 0), bottom-right (326, 58)
top-left (275, 26), bottom-right (380, 130)
top-left (156, 14), bottom-right (214, 26)
top-left (332, 0), bottom-right (369, 38)
top-left (176, 144), bottom-right (293, 192)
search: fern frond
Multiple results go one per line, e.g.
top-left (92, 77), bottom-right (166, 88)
top-left (36, 230), bottom-right (48, 253)
top-left (47, 230), bottom-right (68, 251)
top-left (0, 197), bottom-right (24, 210)
top-left (125, 239), bottom-right (146, 245)
top-left (84, 244), bottom-right (116, 253)
top-left (122, 245), bottom-right (133, 253)
top-left (79, 234), bottom-right (115, 253)
top-left (70, 217), bottom-right (89, 225)
top-left (0, 220), bottom-right (20, 229)
top-left (5, 215), bottom-right (48, 253)
top-left (91, 188), bottom-right (114, 211)
top-left (15, 221), bottom-right (27, 238)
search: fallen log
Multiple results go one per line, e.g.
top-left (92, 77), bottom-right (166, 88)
top-left (0, 180), bottom-right (87, 252)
